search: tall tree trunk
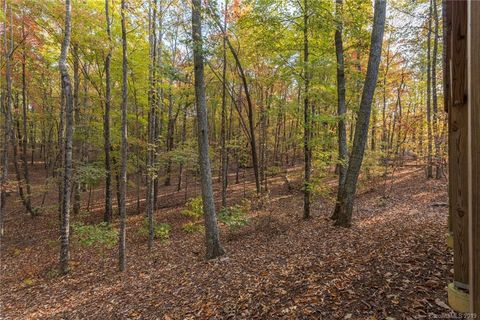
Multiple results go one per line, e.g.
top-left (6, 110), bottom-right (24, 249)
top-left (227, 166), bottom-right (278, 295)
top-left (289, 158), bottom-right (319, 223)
top-left (191, 0), bottom-right (225, 259)
top-left (371, 104), bottom-right (377, 151)
top-left (235, 54), bottom-right (260, 195)
top-left (334, 0), bottom-right (387, 227)
top-left (59, 0), bottom-right (74, 275)
top-left (118, 0), bottom-right (128, 271)
top-left (58, 81), bottom-right (65, 222)
top-left (261, 86), bottom-right (271, 193)
top-left (220, 0), bottom-right (228, 208)
top-left (104, 0), bottom-right (113, 223)
top-left (20, 18), bottom-right (34, 216)
top-left (177, 105), bottom-right (187, 192)
top-left (146, 0), bottom-right (158, 250)
top-left (394, 73), bottom-right (405, 156)
top-left (419, 89), bottom-right (425, 157)
top-left (381, 41), bottom-right (391, 153)
top-left (30, 116), bottom-right (35, 165)
top-left (164, 26), bottom-right (178, 187)
top-left (131, 72), bottom-right (141, 212)
top-left (72, 44), bottom-right (81, 216)
top-left (154, 1), bottom-right (164, 208)
top-left (303, 0), bottom-right (312, 219)
top-left (12, 98), bottom-right (31, 212)
top-left (1, 0), bottom-right (13, 236)
top-left (331, 0), bottom-right (348, 220)
top-left (426, 0), bottom-right (434, 178)
top-left (432, 0), bottom-right (442, 178)
top-left (164, 87), bottom-right (174, 186)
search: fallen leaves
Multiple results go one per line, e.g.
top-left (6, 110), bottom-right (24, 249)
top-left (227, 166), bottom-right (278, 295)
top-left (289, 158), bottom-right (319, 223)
top-left (0, 167), bottom-right (457, 319)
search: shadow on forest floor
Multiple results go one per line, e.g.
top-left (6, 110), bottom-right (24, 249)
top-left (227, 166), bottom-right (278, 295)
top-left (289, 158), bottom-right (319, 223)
top-left (0, 164), bottom-right (455, 319)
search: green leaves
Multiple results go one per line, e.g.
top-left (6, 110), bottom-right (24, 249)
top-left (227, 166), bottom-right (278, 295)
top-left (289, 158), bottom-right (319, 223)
top-left (181, 196), bottom-right (205, 234)
top-left (138, 219), bottom-right (171, 241)
top-left (74, 162), bottom-right (106, 187)
top-left (218, 204), bottom-right (250, 231)
top-left (182, 196), bottom-right (204, 220)
top-left (72, 222), bottom-right (118, 249)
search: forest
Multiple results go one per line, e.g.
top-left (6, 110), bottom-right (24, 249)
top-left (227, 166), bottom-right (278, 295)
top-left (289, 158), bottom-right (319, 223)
top-left (0, 0), bottom-right (456, 318)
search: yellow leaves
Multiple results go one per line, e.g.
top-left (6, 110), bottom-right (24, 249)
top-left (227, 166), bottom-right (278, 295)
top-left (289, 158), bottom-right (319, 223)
top-left (13, 248), bottom-right (22, 257)
top-left (23, 278), bottom-right (35, 286)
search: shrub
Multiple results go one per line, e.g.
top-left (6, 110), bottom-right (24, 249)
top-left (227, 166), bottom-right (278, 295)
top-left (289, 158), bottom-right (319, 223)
top-left (72, 222), bottom-right (118, 249)
top-left (181, 197), bottom-right (206, 234)
top-left (75, 163), bottom-right (105, 188)
top-left (218, 203), bottom-right (250, 231)
top-left (138, 219), bottom-right (171, 241)
top-left (182, 221), bottom-right (205, 234)
top-left (182, 196), bottom-right (204, 220)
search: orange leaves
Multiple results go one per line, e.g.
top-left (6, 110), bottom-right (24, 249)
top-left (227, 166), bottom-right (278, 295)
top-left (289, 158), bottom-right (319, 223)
top-left (229, 0), bottom-right (252, 21)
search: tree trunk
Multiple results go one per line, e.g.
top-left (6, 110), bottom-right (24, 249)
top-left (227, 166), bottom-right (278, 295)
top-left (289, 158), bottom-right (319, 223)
top-left (164, 86), bottom-right (174, 186)
top-left (146, 0), bottom-right (158, 250)
top-left (426, 0), bottom-right (434, 178)
top-left (58, 80), bottom-right (65, 222)
top-left (72, 44), bottom-right (81, 216)
top-left (103, 0), bottom-right (113, 223)
top-left (177, 105), bottom-right (187, 192)
top-left (220, 0), bottom-right (228, 208)
top-left (154, 3), bottom-right (164, 209)
top-left (191, 0), bottom-right (225, 259)
top-left (371, 104), bottom-right (377, 151)
top-left (334, 0), bottom-right (387, 227)
top-left (303, 0), bottom-right (312, 219)
top-left (20, 19), bottom-right (34, 216)
top-left (394, 73), bottom-right (405, 157)
top-left (164, 26), bottom-right (178, 187)
top-left (381, 41), bottom-right (391, 153)
top-left (331, 0), bottom-right (348, 220)
top-left (118, 0), bottom-right (128, 271)
top-left (1, 0), bottom-right (13, 236)
top-left (59, 0), bottom-right (74, 275)
top-left (261, 87), bottom-right (271, 193)
top-left (432, 0), bottom-right (442, 179)
top-left (131, 72), bottom-right (141, 213)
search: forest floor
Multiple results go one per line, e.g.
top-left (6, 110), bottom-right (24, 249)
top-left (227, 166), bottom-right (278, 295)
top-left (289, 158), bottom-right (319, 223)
top-left (0, 164), bottom-right (455, 319)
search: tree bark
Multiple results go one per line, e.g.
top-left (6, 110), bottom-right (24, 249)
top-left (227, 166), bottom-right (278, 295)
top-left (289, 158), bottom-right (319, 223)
top-left (220, 0), bottom-right (228, 208)
top-left (154, 1), bottom-right (164, 208)
top-left (177, 105), bottom-right (188, 192)
top-left (1, 0), bottom-right (13, 236)
top-left (191, 0), bottom-right (225, 259)
top-left (118, 0), bottom-right (128, 271)
top-left (59, 0), bottom-right (74, 275)
top-left (426, 0), bottom-right (434, 178)
top-left (72, 44), bottom-right (81, 216)
top-left (334, 0), bottom-right (387, 227)
top-left (381, 41), bottom-right (391, 153)
top-left (331, 0), bottom-right (348, 221)
top-left (432, 0), bottom-right (442, 178)
top-left (164, 26), bottom-right (178, 187)
top-left (19, 18), bottom-right (34, 216)
top-left (303, 0), bottom-right (312, 219)
top-left (104, 0), bottom-right (113, 223)
top-left (146, 0), bottom-right (158, 250)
